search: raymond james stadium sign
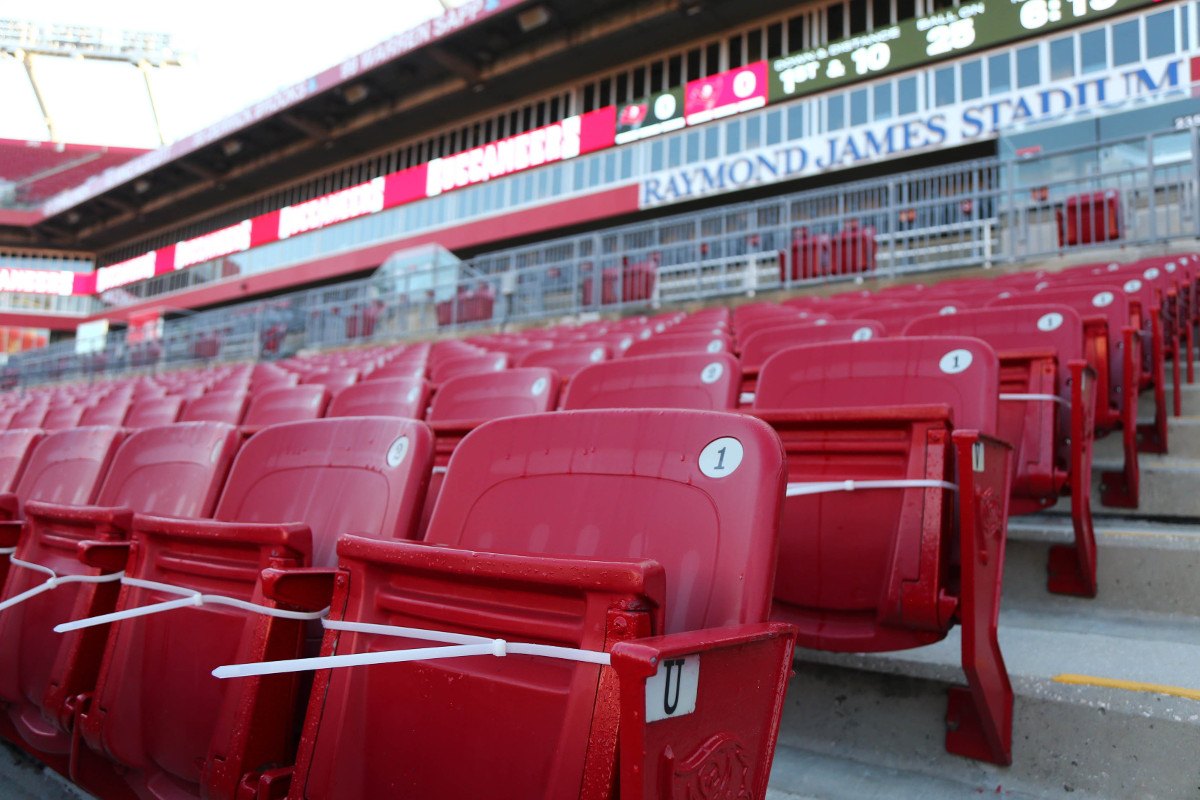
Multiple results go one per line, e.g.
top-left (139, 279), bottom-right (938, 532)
top-left (640, 55), bottom-right (1194, 207)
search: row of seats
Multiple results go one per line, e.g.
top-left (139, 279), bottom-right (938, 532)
top-left (0, 252), bottom-right (1192, 799)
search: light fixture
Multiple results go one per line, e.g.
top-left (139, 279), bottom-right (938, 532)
top-left (517, 5), bottom-right (551, 33)
top-left (342, 83), bottom-right (369, 105)
top-left (133, 179), bottom-right (151, 194)
top-left (221, 139), bottom-right (242, 157)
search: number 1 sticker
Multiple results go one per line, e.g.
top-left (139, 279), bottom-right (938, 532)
top-left (699, 437), bottom-right (743, 478)
top-left (939, 349), bottom-right (973, 374)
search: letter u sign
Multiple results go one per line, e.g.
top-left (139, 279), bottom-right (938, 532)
top-left (645, 654), bottom-right (700, 722)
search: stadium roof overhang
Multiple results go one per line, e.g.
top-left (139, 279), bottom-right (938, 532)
top-left (8, 0), bottom-right (800, 256)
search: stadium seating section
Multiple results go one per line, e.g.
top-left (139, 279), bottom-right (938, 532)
top-left (0, 139), bottom-right (147, 206)
top-left (0, 253), bottom-right (1193, 797)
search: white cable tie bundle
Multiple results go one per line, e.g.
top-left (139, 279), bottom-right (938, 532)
top-left (212, 618), bottom-right (611, 680)
top-left (786, 479), bottom-right (958, 498)
top-left (54, 575), bottom-right (328, 634)
top-left (999, 392), bottom-right (1070, 410)
top-left (0, 558), bottom-right (125, 614)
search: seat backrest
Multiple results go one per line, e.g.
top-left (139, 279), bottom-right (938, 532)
top-left (427, 368), bottom-right (559, 424)
top-left (990, 285), bottom-right (1130, 336)
top-left (561, 352), bottom-right (739, 411)
top-left (180, 391), bottom-right (249, 425)
top-left (242, 385), bottom-right (330, 427)
top-left (0, 429), bottom-right (43, 493)
top-left (740, 320), bottom-right (885, 370)
top-left (516, 344), bottom-right (609, 378)
top-left (755, 337), bottom-right (999, 435)
top-left (428, 408), bottom-right (784, 631)
top-left (8, 404), bottom-right (49, 430)
top-left (14, 426), bottom-right (125, 508)
top-left (81, 397), bottom-right (132, 427)
top-left (95, 423), bottom-right (241, 517)
top-left (41, 405), bottom-right (83, 431)
top-left (366, 362), bottom-right (427, 381)
top-left (124, 396), bottom-right (184, 428)
top-left (299, 369), bottom-right (358, 395)
top-left (855, 302), bottom-right (962, 334)
top-left (214, 417), bottom-right (433, 567)
top-left (904, 305), bottom-right (1085, 366)
top-left (327, 378), bottom-right (429, 419)
top-left (623, 331), bottom-right (733, 358)
top-left (429, 353), bottom-right (509, 385)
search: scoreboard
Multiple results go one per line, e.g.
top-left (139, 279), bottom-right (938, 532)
top-left (769, 0), bottom-right (1162, 101)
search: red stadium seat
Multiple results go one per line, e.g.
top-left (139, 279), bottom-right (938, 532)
top-left (992, 285), bottom-right (1141, 507)
top-left (852, 302), bottom-right (962, 334)
top-left (422, 368), bottom-right (560, 532)
top-left (180, 391), bottom-right (250, 425)
top-left (905, 306), bottom-right (1097, 597)
top-left (561, 352), bottom-right (739, 411)
top-left (623, 332), bottom-right (733, 358)
top-left (80, 397), bottom-right (133, 427)
top-left (264, 409), bottom-right (794, 800)
top-left (41, 406), bottom-right (83, 432)
top-left (516, 343), bottom-right (609, 379)
top-left (299, 369), bottom-right (358, 395)
top-left (243, 385), bottom-right (331, 429)
top-left (326, 377), bottom-right (429, 419)
top-left (738, 320), bottom-right (885, 404)
top-left (71, 418), bottom-right (434, 800)
top-left (753, 336), bottom-right (1014, 765)
top-left (429, 353), bottom-right (509, 385)
top-left (123, 396), bottom-right (184, 428)
top-left (0, 428), bottom-right (126, 588)
top-left (0, 429), bottom-right (44, 494)
top-left (0, 423), bottom-right (241, 767)
top-left (7, 403), bottom-right (48, 430)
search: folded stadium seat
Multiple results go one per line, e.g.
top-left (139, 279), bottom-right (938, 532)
top-left (8, 403), bottom-right (49, 430)
top-left (0, 428), bottom-right (126, 588)
top-left (428, 352), bottom-right (510, 385)
top-left (623, 332), bottom-right (734, 359)
top-left (242, 386), bottom-right (331, 432)
top-left (1139, 257), bottom-right (1196, 405)
top-left (516, 343), bottom-right (609, 381)
top-left (904, 306), bottom-right (1098, 597)
top-left (0, 423), bottom-right (241, 769)
top-left (752, 336), bottom-right (1014, 764)
top-left (855, 301), bottom-right (962, 335)
top-left (69, 417), bottom-right (434, 800)
top-left (236, 408), bottom-right (795, 800)
top-left (738, 320), bottom-right (885, 405)
top-left (735, 312), bottom-right (833, 348)
top-left (80, 396), bottom-right (133, 427)
top-left (365, 360), bottom-right (428, 381)
top-left (326, 378), bottom-right (430, 420)
top-left (992, 285), bottom-right (1142, 507)
top-left (180, 391), bottom-right (250, 426)
top-left (0, 430), bottom-right (43, 495)
top-left (41, 406), bottom-right (84, 432)
top-left (123, 396), bottom-right (185, 428)
top-left (560, 352), bottom-right (739, 411)
top-left (420, 368), bottom-right (560, 533)
top-left (1049, 268), bottom-right (1169, 452)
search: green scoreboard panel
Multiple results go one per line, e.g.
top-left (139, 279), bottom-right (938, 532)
top-left (770, 0), bottom-right (1163, 102)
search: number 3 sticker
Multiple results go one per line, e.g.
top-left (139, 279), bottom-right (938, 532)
top-left (699, 437), bottom-right (744, 478)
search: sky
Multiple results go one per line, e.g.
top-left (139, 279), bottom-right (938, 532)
top-left (0, 0), bottom-right (467, 147)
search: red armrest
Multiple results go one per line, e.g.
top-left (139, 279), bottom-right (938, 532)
top-left (24, 500), bottom-right (134, 538)
top-left (261, 567), bottom-right (340, 613)
top-left (0, 492), bottom-right (19, 521)
top-left (78, 540), bottom-right (134, 572)
top-left (131, 513), bottom-right (311, 551)
top-left (610, 622), bottom-right (796, 800)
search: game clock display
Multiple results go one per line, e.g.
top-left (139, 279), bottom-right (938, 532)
top-left (769, 0), bottom-right (1157, 102)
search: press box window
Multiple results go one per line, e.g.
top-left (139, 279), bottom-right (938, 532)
top-left (1144, 9), bottom-right (1176, 58)
top-left (1016, 45), bottom-right (1040, 88)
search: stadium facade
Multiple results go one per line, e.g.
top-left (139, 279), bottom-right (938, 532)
top-left (0, 0), bottom-right (1197, 373)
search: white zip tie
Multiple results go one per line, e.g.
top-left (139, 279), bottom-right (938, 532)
top-left (53, 575), bottom-right (329, 634)
top-left (431, 466), bottom-right (448, 474)
top-left (1000, 392), bottom-right (1070, 409)
top-left (0, 548), bottom-right (16, 556)
top-left (0, 558), bottom-right (125, 614)
top-left (212, 618), bottom-right (612, 680)
top-left (786, 479), bottom-right (958, 497)
top-left (739, 391), bottom-right (756, 404)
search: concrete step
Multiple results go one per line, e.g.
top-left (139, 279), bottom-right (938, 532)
top-left (0, 744), bottom-right (93, 799)
top-left (1005, 515), bottom-right (1200, 619)
top-left (773, 611), bottom-right (1200, 799)
top-left (1138, 378), bottom-right (1200, 418)
top-left (1077, 451), bottom-right (1200, 519)
top-left (1093, 417), bottom-right (1200, 462)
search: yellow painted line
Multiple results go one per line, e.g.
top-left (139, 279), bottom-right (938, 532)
top-left (1053, 674), bottom-right (1200, 702)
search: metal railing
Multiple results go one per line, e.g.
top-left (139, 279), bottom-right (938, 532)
top-left (5, 124), bottom-right (1198, 388)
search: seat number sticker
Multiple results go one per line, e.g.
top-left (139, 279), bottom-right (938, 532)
top-left (699, 437), bottom-right (743, 478)
top-left (700, 362), bottom-right (724, 384)
top-left (386, 436), bottom-right (410, 467)
top-left (939, 349), bottom-right (973, 374)
top-left (646, 654), bottom-right (700, 722)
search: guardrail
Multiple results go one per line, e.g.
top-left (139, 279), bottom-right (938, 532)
top-left (5, 124), bottom-right (1198, 388)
